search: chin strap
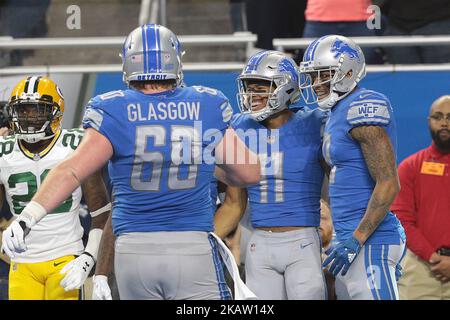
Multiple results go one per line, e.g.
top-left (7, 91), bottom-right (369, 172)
top-left (318, 92), bottom-right (339, 110)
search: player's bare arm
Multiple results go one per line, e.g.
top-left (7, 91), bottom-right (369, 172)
top-left (80, 168), bottom-right (111, 260)
top-left (215, 128), bottom-right (260, 187)
top-left (94, 214), bottom-right (115, 277)
top-left (91, 213), bottom-right (114, 300)
top-left (350, 125), bottom-right (400, 244)
top-left (214, 183), bottom-right (247, 239)
top-left (33, 128), bottom-right (113, 215)
top-left (81, 169), bottom-right (110, 230)
top-left (59, 167), bottom-right (112, 291)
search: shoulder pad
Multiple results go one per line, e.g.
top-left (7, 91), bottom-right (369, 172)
top-left (88, 90), bottom-right (126, 108)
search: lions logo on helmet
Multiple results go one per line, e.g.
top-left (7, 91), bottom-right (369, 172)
top-left (237, 50), bottom-right (300, 122)
top-left (8, 76), bottom-right (64, 143)
top-left (299, 35), bottom-right (366, 110)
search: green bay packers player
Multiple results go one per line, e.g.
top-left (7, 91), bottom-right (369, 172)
top-left (0, 76), bottom-right (110, 300)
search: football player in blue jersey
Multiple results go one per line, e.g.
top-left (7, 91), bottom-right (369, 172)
top-left (230, 50), bottom-right (328, 300)
top-left (299, 35), bottom-right (406, 300)
top-left (1, 24), bottom-right (260, 300)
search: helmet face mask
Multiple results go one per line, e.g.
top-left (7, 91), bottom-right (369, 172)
top-left (299, 35), bottom-right (366, 110)
top-left (236, 51), bottom-right (300, 122)
top-left (8, 76), bottom-right (64, 144)
top-left (237, 78), bottom-right (277, 119)
top-left (299, 66), bottom-right (339, 106)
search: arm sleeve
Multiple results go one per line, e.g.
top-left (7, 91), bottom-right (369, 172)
top-left (391, 158), bottom-right (435, 261)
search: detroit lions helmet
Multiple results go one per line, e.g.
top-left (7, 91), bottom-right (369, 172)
top-left (299, 35), bottom-right (366, 110)
top-left (237, 50), bottom-right (300, 122)
top-left (121, 24), bottom-right (185, 86)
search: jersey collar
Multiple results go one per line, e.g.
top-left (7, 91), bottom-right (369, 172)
top-left (18, 129), bottom-right (62, 161)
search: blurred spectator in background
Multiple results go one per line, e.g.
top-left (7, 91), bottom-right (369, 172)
top-left (0, 0), bottom-right (50, 67)
top-left (302, 0), bottom-right (383, 64)
top-left (392, 95), bottom-right (450, 299)
top-left (245, 0), bottom-right (308, 63)
top-left (229, 0), bottom-right (247, 32)
top-left (0, 112), bottom-right (12, 300)
top-left (383, 0), bottom-right (450, 63)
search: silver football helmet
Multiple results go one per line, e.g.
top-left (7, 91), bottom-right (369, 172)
top-left (237, 50), bottom-right (300, 122)
top-left (299, 35), bottom-right (366, 110)
top-left (121, 24), bottom-right (185, 86)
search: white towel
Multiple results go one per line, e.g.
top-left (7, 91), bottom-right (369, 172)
top-left (209, 232), bottom-right (258, 300)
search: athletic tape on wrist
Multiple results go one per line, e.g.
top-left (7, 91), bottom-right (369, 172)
top-left (23, 201), bottom-right (47, 226)
top-left (85, 228), bottom-right (103, 261)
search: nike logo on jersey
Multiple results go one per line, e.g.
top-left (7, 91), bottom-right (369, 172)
top-left (53, 261), bottom-right (66, 267)
top-left (359, 93), bottom-right (371, 99)
top-left (300, 242), bottom-right (313, 249)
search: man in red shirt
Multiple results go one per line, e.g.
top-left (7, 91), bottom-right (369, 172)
top-left (392, 95), bottom-right (450, 299)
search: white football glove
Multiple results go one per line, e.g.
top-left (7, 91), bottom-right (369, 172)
top-left (92, 275), bottom-right (112, 300)
top-left (60, 253), bottom-right (95, 291)
top-left (1, 215), bottom-right (34, 258)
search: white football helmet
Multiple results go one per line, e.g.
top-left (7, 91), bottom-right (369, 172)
top-left (237, 50), bottom-right (300, 122)
top-left (299, 35), bottom-right (366, 110)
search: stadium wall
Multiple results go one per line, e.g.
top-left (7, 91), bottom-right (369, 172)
top-left (92, 70), bottom-right (450, 162)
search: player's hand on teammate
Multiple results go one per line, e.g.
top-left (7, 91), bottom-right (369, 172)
top-left (92, 275), bottom-right (112, 300)
top-left (1, 214), bottom-right (33, 258)
top-left (323, 236), bottom-right (362, 277)
top-left (60, 252), bottom-right (95, 291)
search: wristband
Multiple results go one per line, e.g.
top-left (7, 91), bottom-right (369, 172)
top-left (90, 203), bottom-right (111, 218)
top-left (85, 228), bottom-right (103, 261)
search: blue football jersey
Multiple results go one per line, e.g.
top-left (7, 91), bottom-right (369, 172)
top-left (82, 86), bottom-right (233, 235)
top-left (231, 108), bottom-right (326, 228)
top-left (323, 87), bottom-right (404, 245)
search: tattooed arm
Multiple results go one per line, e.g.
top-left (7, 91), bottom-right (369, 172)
top-left (350, 125), bottom-right (400, 245)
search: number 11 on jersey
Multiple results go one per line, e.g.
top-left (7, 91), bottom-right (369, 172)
top-left (259, 152), bottom-right (284, 203)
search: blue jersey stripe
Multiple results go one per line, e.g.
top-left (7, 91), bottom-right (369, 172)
top-left (382, 245), bottom-right (395, 300)
top-left (208, 235), bottom-right (232, 300)
top-left (365, 245), bottom-right (379, 300)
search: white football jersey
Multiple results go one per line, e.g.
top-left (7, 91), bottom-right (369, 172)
top-left (0, 129), bottom-right (84, 263)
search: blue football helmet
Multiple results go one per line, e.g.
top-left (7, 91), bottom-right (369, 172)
top-left (121, 24), bottom-right (185, 86)
top-left (237, 50), bottom-right (300, 122)
top-left (299, 35), bottom-right (366, 110)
